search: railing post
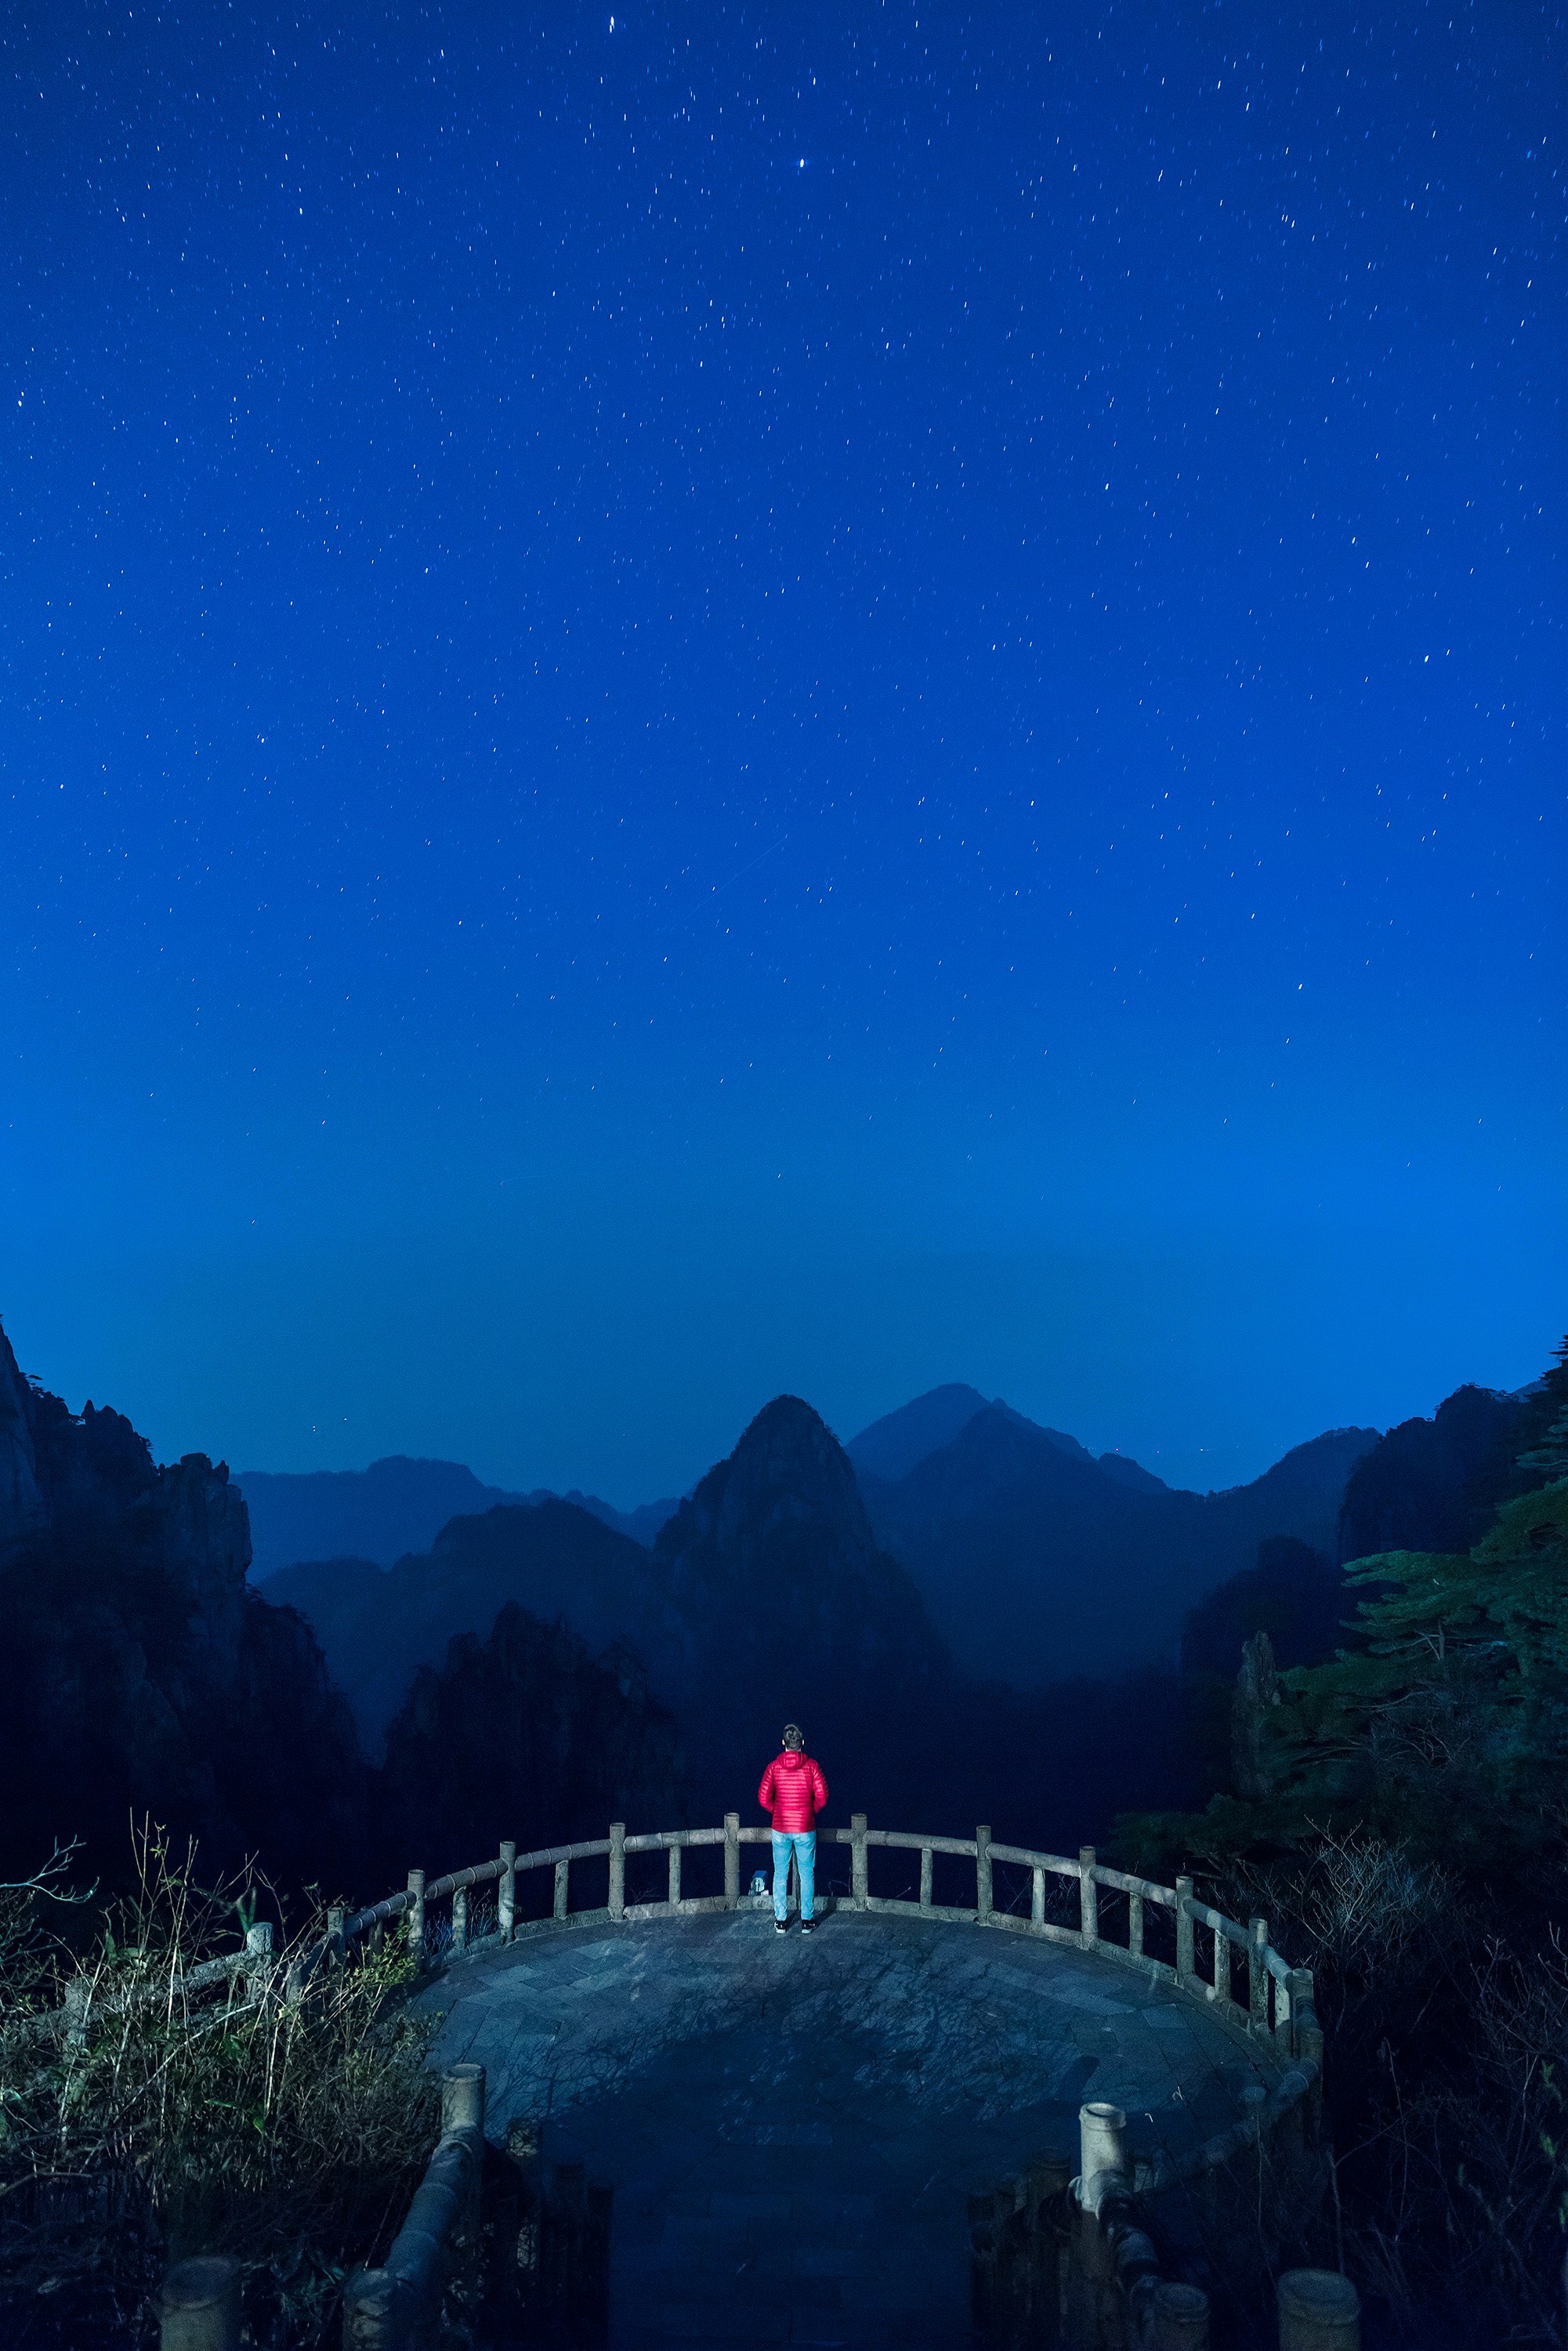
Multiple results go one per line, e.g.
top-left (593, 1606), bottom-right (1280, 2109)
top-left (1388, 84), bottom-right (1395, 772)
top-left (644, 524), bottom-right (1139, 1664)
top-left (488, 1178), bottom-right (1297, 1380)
top-left (1276, 2269), bottom-right (1360, 2349)
top-left (1030, 1864), bottom-right (1045, 1927)
top-left (851, 1813), bottom-right (868, 1909)
top-left (63, 1978), bottom-right (89, 2050)
top-left (1128, 1889), bottom-right (1145, 1960)
top-left (554, 1857), bottom-right (570, 1920)
top-left (1289, 1967), bottom-right (1324, 2069)
top-left (975, 1825), bottom-right (992, 1922)
top-left (407, 1870), bottom-right (425, 1969)
top-left (1249, 1917), bottom-right (1269, 2032)
top-left (1076, 2099), bottom-right (1128, 2208)
top-left (327, 1903), bottom-right (346, 1960)
top-left (1149, 2279), bottom-right (1211, 2347)
top-left (244, 1920), bottom-right (274, 2001)
top-left (1175, 1875), bottom-right (1195, 1988)
top-left (498, 1841), bottom-right (516, 1943)
top-left (668, 1843), bottom-right (682, 1907)
top-left (158, 2254), bottom-right (241, 2351)
top-left (724, 1812), bottom-right (740, 1907)
top-left (1078, 1846), bottom-right (1098, 1946)
top-left (451, 1886), bottom-right (468, 1955)
top-left (441, 2061), bottom-right (486, 2137)
top-left (608, 1823), bottom-right (625, 1921)
top-left (920, 1846), bottom-right (934, 1911)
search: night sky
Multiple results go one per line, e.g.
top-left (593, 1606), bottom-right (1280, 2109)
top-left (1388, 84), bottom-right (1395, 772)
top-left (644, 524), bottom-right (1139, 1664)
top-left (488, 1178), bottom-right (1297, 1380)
top-left (2, 4), bottom-right (1563, 1502)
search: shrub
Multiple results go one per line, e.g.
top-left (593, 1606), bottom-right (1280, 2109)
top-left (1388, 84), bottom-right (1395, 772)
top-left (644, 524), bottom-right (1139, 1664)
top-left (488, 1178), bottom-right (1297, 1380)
top-left (0, 1825), bottom-right (439, 2349)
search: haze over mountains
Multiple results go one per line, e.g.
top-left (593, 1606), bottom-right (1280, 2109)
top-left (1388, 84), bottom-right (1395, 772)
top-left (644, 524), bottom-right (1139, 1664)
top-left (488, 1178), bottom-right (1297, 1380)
top-left (3, 1296), bottom-right (1538, 1893)
top-left (252, 1385), bottom-right (1379, 1733)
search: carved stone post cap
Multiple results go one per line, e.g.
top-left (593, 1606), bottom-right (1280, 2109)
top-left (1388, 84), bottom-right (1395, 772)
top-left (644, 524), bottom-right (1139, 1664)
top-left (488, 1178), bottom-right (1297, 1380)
top-left (1277, 2268), bottom-right (1360, 2349)
top-left (159, 2255), bottom-right (241, 2312)
top-left (342, 2266), bottom-right (402, 2327)
top-left (1149, 2277), bottom-right (1211, 2348)
top-left (1080, 2099), bottom-right (1126, 2127)
top-left (441, 2061), bottom-right (487, 2136)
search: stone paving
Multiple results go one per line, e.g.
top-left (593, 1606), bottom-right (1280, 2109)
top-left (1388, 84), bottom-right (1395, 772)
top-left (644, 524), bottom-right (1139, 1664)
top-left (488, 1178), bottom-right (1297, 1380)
top-left (422, 1907), bottom-right (1283, 2348)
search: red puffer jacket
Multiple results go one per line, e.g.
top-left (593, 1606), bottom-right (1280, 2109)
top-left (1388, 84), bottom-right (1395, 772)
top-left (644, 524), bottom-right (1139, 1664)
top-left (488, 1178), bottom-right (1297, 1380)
top-left (757, 1750), bottom-right (828, 1832)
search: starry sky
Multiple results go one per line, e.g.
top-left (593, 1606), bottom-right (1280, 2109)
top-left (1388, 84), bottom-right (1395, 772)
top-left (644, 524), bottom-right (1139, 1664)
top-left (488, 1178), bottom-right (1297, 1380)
top-left (2, 2), bottom-right (1563, 1502)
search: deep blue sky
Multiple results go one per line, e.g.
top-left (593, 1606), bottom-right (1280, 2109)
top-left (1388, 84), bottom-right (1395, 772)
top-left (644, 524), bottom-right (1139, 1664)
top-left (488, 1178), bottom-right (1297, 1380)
top-left (2, 2), bottom-right (1563, 1502)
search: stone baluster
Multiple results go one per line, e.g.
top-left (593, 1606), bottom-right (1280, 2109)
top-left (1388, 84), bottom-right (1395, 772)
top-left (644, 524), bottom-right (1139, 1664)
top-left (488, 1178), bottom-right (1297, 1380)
top-left (1289, 1968), bottom-right (1324, 2068)
top-left (608, 1823), bottom-right (625, 1922)
top-left (668, 1843), bottom-right (682, 1907)
top-left (1175, 1875), bottom-right (1195, 1987)
top-left (498, 1842), bottom-right (516, 1943)
top-left (1213, 1919), bottom-right (1229, 2001)
top-left (244, 1920), bottom-right (274, 2002)
top-left (1031, 1864), bottom-right (1045, 1926)
top-left (442, 2060), bottom-right (486, 2136)
top-left (1249, 1917), bottom-right (1269, 2031)
top-left (451, 1886), bottom-right (468, 1956)
top-left (63, 1978), bottom-right (90, 2050)
top-left (1129, 1889), bottom-right (1145, 1960)
top-left (1148, 2278), bottom-right (1211, 2347)
top-left (1079, 1847), bottom-right (1098, 1947)
top-left (976, 1825), bottom-right (992, 1922)
top-left (328, 1903), bottom-right (346, 1960)
top-left (1076, 2099), bottom-right (1128, 2208)
top-left (159, 2254), bottom-right (241, 2351)
top-left (1276, 2269), bottom-right (1360, 2349)
top-left (554, 1858), bottom-right (570, 1921)
top-left (407, 1870), bottom-right (425, 1969)
top-left (723, 1813), bottom-right (740, 1907)
top-left (920, 1846), bottom-right (934, 1911)
top-left (850, 1813), bottom-right (868, 1909)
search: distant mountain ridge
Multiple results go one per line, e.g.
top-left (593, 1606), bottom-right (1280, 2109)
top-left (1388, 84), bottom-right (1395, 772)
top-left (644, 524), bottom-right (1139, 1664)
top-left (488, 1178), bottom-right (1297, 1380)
top-left (845, 1385), bottom-right (1172, 1494)
top-left (269, 1398), bottom-right (949, 1825)
top-left (856, 1403), bottom-right (1379, 1685)
top-left (238, 1454), bottom-right (679, 1581)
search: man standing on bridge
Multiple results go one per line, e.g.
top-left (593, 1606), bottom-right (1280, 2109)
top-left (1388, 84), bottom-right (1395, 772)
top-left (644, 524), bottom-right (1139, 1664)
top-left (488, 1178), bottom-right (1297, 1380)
top-left (758, 1723), bottom-right (828, 1936)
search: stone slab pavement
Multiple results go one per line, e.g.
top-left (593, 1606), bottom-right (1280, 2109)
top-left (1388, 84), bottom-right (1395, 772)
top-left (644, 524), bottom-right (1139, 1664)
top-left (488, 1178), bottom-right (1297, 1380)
top-left (421, 1907), bottom-right (1283, 2348)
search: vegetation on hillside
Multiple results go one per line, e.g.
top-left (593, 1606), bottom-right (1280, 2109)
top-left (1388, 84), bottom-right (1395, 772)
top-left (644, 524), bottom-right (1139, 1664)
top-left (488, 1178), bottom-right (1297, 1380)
top-left (1118, 1335), bottom-right (1568, 2349)
top-left (0, 1828), bottom-right (438, 2350)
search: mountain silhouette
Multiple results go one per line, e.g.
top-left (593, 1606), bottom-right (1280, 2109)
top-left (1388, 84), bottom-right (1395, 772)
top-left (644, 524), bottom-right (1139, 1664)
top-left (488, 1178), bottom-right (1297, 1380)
top-left (0, 1317), bottom-right (368, 1890)
top-left (1336, 1383), bottom-right (1530, 1562)
top-left (266, 1498), bottom-right (672, 1757)
top-left (239, 1454), bottom-right (679, 1581)
top-left (859, 1404), bottom-right (1378, 1685)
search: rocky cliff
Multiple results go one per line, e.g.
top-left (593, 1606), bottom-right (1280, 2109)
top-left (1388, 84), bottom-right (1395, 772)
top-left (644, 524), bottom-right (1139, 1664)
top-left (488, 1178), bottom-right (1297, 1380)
top-left (0, 1317), bottom-right (368, 1890)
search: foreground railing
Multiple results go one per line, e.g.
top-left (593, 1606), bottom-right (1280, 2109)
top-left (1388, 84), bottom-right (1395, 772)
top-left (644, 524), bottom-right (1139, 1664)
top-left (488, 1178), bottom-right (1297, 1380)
top-left (116, 1819), bottom-right (1326, 2350)
top-left (339, 1814), bottom-right (1322, 2075)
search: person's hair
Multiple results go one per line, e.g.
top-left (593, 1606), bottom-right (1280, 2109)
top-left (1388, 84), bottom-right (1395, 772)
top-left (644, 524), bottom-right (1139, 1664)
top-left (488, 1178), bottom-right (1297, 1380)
top-left (782, 1722), bottom-right (804, 1750)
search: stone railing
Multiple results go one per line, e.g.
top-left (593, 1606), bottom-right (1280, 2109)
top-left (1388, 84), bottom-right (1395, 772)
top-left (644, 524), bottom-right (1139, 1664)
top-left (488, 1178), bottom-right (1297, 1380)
top-left (147, 1817), bottom-right (1331, 2349)
top-left (340, 1815), bottom-right (1324, 2093)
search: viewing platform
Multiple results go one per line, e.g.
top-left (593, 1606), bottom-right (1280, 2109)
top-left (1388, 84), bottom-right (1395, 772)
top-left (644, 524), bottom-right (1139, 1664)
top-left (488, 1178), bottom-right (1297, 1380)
top-left (423, 1900), bottom-right (1294, 2347)
top-left (373, 1816), bottom-right (1325, 2349)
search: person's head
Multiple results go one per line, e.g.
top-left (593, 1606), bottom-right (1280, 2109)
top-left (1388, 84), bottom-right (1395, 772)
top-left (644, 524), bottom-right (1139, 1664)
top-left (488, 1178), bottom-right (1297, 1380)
top-left (782, 1722), bottom-right (805, 1753)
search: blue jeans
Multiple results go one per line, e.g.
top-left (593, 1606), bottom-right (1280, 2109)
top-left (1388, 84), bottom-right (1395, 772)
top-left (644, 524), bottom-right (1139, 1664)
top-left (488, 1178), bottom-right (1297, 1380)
top-left (771, 1831), bottom-right (816, 1922)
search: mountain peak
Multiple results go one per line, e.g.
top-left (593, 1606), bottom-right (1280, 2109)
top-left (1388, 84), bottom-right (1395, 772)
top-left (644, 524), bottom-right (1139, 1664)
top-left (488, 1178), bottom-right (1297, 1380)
top-left (658, 1393), bottom-right (873, 1572)
top-left (846, 1384), bottom-right (994, 1483)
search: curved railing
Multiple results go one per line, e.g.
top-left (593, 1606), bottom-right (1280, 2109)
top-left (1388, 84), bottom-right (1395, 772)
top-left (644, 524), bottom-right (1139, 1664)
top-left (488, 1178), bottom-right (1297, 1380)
top-left (337, 1812), bottom-right (1324, 2084)
top-left (125, 1819), bottom-right (1327, 2349)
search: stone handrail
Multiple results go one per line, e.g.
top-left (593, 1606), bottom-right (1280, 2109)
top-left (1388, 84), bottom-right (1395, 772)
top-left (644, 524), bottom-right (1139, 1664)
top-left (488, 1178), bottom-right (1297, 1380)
top-left (346, 1813), bottom-right (1323, 2084)
top-left (143, 1815), bottom-right (1326, 2350)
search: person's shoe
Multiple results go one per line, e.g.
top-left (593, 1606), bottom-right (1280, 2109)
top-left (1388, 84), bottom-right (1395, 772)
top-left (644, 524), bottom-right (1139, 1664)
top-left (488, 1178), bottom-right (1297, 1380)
top-left (800, 1918), bottom-right (817, 1936)
top-left (773, 1917), bottom-right (788, 1935)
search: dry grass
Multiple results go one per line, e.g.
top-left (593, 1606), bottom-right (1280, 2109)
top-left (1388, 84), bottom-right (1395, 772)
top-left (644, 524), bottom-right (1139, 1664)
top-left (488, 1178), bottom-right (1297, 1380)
top-left (0, 1826), bottom-right (439, 2349)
